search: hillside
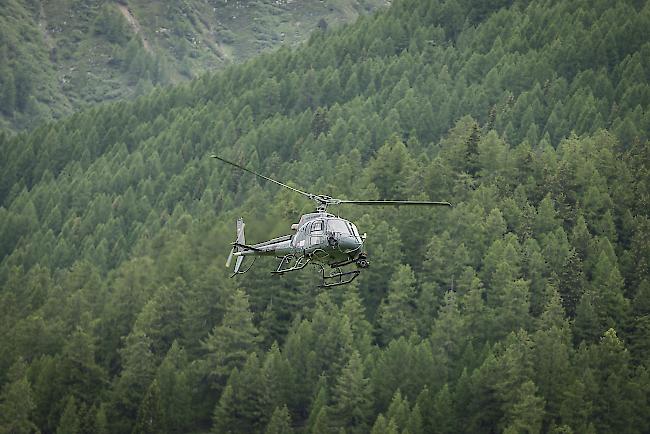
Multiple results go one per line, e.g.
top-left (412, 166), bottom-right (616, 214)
top-left (0, 0), bottom-right (386, 131)
top-left (1, 0), bottom-right (649, 433)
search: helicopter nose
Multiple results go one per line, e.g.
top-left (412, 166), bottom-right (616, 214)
top-left (337, 235), bottom-right (362, 252)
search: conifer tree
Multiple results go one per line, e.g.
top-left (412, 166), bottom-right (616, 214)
top-left (59, 326), bottom-right (107, 407)
top-left (306, 378), bottom-right (329, 434)
top-left (557, 248), bottom-right (585, 318)
top-left (308, 293), bottom-right (355, 385)
top-left (371, 338), bottom-right (436, 413)
top-left (534, 287), bottom-right (572, 426)
top-left (370, 414), bottom-right (390, 434)
top-left (265, 405), bottom-right (293, 434)
top-left (310, 406), bottom-right (332, 434)
top-left (94, 404), bottom-right (109, 434)
top-left (414, 386), bottom-right (433, 432)
top-left (157, 341), bottom-right (191, 434)
top-left (330, 351), bottom-right (372, 433)
top-left (590, 251), bottom-right (629, 330)
top-left (467, 351), bottom-right (502, 432)
top-left (212, 353), bottom-right (270, 434)
top-left (588, 329), bottom-right (639, 433)
top-left (132, 282), bottom-right (184, 358)
top-left (502, 380), bottom-right (545, 434)
top-left (385, 390), bottom-right (410, 431)
top-left (56, 396), bottom-right (80, 434)
top-left (202, 288), bottom-right (261, 389)
top-left (493, 278), bottom-right (531, 339)
top-left (459, 270), bottom-right (492, 343)
top-left (181, 267), bottom-right (231, 354)
top-left (341, 283), bottom-right (373, 355)
top-left (109, 331), bottom-right (156, 434)
top-left (0, 358), bottom-right (38, 434)
top-left (534, 194), bottom-right (559, 237)
top-left (628, 279), bottom-right (650, 361)
top-left (430, 291), bottom-right (467, 382)
top-left (573, 290), bottom-right (602, 345)
top-left (558, 374), bottom-right (597, 434)
top-left (376, 264), bottom-right (417, 345)
top-left (432, 384), bottom-right (456, 434)
top-left (366, 136), bottom-right (416, 199)
top-left (262, 341), bottom-right (294, 413)
top-left (132, 379), bottom-right (162, 434)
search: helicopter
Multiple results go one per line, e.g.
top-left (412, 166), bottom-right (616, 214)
top-left (211, 154), bottom-right (451, 287)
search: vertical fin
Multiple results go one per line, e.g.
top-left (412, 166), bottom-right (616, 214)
top-left (236, 218), bottom-right (246, 244)
top-left (229, 218), bottom-right (246, 274)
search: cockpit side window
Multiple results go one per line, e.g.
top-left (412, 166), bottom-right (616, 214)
top-left (311, 220), bottom-right (324, 232)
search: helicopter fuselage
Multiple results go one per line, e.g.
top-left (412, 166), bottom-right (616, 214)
top-left (233, 212), bottom-right (364, 266)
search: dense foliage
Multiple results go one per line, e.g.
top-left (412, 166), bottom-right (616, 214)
top-left (1, 0), bottom-right (649, 432)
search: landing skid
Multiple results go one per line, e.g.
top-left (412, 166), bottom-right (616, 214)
top-left (318, 265), bottom-right (361, 288)
top-left (272, 255), bottom-right (311, 274)
top-left (272, 253), bottom-right (367, 287)
top-left (230, 257), bottom-right (256, 277)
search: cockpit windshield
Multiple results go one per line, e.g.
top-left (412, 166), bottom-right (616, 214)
top-left (328, 219), bottom-right (351, 234)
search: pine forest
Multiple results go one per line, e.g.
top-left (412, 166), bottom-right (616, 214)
top-left (1, 0), bottom-right (649, 433)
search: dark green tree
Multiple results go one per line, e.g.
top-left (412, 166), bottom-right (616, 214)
top-left (432, 384), bottom-right (456, 434)
top-left (430, 291), bottom-right (467, 382)
top-left (502, 380), bottom-right (545, 434)
top-left (132, 379), bottom-right (162, 434)
top-left (365, 136), bottom-right (416, 199)
top-left (330, 351), bottom-right (372, 433)
top-left (109, 331), bottom-right (156, 434)
top-left (534, 287), bottom-right (572, 425)
top-left (0, 358), bottom-right (38, 434)
top-left (157, 341), bottom-right (191, 433)
top-left (212, 353), bottom-right (270, 434)
top-left (376, 264), bottom-right (417, 345)
top-left (202, 288), bottom-right (261, 389)
top-left (590, 251), bottom-right (629, 330)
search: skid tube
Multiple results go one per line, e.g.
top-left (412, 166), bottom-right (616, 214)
top-left (272, 255), bottom-right (311, 275)
top-left (230, 257), bottom-right (256, 277)
top-left (318, 265), bottom-right (361, 287)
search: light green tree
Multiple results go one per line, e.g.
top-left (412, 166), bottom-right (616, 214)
top-left (56, 396), bottom-right (80, 434)
top-left (265, 405), bottom-right (293, 434)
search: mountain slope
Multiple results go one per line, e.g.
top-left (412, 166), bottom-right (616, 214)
top-left (0, 0), bottom-right (649, 433)
top-left (0, 0), bottom-right (386, 131)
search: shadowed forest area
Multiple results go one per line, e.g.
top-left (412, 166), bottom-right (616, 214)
top-left (0, 0), bottom-right (649, 433)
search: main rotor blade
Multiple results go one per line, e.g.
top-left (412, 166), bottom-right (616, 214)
top-left (337, 200), bottom-right (452, 207)
top-left (211, 155), bottom-right (314, 200)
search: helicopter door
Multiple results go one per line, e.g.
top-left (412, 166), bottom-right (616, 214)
top-left (309, 220), bottom-right (326, 247)
top-left (293, 225), bottom-right (308, 249)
